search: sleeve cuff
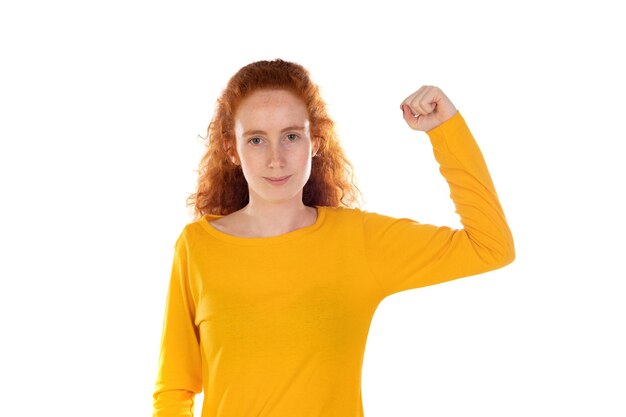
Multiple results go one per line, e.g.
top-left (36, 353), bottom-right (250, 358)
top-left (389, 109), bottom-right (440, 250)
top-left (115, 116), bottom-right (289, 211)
top-left (426, 110), bottom-right (463, 136)
top-left (426, 111), bottom-right (476, 154)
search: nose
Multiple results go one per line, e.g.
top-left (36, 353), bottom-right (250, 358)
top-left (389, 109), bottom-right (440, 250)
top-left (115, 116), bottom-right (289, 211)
top-left (267, 143), bottom-right (286, 168)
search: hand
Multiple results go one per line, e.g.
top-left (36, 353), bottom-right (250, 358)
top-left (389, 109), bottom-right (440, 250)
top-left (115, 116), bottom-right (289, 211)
top-left (400, 85), bottom-right (458, 132)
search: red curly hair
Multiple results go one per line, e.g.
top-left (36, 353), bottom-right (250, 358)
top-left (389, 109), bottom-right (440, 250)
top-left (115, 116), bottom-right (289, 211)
top-left (186, 58), bottom-right (363, 220)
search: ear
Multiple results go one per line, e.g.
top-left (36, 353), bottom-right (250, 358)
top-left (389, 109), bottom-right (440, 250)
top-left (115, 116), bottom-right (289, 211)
top-left (223, 140), bottom-right (240, 165)
top-left (312, 137), bottom-right (320, 157)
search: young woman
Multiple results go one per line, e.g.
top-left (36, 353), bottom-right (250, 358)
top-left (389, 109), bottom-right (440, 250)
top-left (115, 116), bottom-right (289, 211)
top-left (152, 58), bottom-right (515, 417)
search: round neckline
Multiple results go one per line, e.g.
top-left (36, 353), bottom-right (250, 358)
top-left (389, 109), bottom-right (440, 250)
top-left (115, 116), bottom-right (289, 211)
top-left (199, 205), bottom-right (327, 245)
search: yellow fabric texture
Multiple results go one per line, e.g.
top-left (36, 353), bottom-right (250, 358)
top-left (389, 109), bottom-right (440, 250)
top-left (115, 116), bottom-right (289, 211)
top-left (152, 111), bottom-right (515, 417)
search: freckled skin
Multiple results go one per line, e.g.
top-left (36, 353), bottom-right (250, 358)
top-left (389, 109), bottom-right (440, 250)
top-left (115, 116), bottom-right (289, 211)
top-left (217, 89), bottom-right (320, 237)
top-left (231, 89), bottom-right (318, 205)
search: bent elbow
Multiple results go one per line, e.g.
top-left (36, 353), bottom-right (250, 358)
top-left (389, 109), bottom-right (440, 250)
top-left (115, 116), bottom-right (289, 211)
top-left (500, 248), bottom-right (516, 267)
top-left (466, 228), bottom-right (516, 269)
top-left (495, 237), bottom-right (516, 268)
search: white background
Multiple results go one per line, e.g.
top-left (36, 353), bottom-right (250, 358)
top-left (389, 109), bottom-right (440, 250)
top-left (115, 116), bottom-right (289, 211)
top-left (1, 0), bottom-right (624, 416)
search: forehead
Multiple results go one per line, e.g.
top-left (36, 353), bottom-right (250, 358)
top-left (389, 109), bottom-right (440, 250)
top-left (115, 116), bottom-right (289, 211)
top-left (235, 89), bottom-right (308, 123)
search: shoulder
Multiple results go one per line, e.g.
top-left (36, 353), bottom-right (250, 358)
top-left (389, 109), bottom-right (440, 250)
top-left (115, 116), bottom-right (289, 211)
top-left (321, 205), bottom-right (367, 228)
top-left (337, 206), bottom-right (422, 230)
top-left (204, 212), bottom-right (239, 235)
top-left (174, 214), bottom-right (221, 249)
top-left (324, 205), bottom-right (384, 219)
top-left (323, 205), bottom-right (363, 217)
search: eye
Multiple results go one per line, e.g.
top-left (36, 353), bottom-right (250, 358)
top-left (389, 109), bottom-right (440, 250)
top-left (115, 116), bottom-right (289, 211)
top-left (248, 137), bottom-right (262, 145)
top-left (286, 133), bottom-right (299, 141)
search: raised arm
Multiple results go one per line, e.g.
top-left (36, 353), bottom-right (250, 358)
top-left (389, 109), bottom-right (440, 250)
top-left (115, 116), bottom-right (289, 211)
top-left (363, 86), bottom-right (515, 299)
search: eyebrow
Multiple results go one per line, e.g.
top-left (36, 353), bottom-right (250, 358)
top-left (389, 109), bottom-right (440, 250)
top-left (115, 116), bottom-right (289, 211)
top-left (243, 125), bottom-right (305, 137)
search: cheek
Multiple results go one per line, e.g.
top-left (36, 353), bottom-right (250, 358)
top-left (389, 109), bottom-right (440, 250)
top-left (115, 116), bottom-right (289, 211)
top-left (297, 144), bottom-right (313, 159)
top-left (237, 151), bottom-right (258, 177)
top-left (297, 151), bottom-right (314, 174)
top-left (238, 149), bottom-right (258, 166)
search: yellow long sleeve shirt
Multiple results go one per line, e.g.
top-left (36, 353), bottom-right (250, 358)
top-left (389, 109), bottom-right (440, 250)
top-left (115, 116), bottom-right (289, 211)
top-left (152, 111), bottom-right (515, 417)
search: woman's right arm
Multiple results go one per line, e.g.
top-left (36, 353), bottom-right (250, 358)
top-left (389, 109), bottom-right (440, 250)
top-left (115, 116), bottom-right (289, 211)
top-left (153, 231), bottom-right (202, 417)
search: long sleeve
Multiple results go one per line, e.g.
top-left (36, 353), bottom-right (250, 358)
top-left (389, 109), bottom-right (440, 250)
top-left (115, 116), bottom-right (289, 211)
top-left (153, 230), bottom-right (203, 417)
top-left (363, 111), bottom-right (515, 299)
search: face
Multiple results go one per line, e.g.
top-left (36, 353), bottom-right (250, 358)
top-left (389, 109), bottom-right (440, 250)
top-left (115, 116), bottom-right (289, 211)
top-left (230, 89), bottom-right (319, 205)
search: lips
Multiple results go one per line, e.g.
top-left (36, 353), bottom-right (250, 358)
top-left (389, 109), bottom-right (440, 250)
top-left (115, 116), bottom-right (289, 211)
top-left (265, 176), bottom-right (291, 181)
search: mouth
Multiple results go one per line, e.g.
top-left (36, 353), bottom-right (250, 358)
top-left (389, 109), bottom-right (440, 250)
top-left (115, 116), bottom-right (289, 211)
top-left (265, 175), bottom-right (291, 181)
top-left (264, 175), bottom-right (292, 185)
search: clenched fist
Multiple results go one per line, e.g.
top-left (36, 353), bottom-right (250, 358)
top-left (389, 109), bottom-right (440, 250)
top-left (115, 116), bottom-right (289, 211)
top-left (400, 86), bottom-right (458, 132)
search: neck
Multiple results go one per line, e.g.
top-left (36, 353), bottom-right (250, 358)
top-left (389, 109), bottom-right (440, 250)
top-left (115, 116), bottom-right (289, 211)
top-left (241, 196), bottom-right (317, 236)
